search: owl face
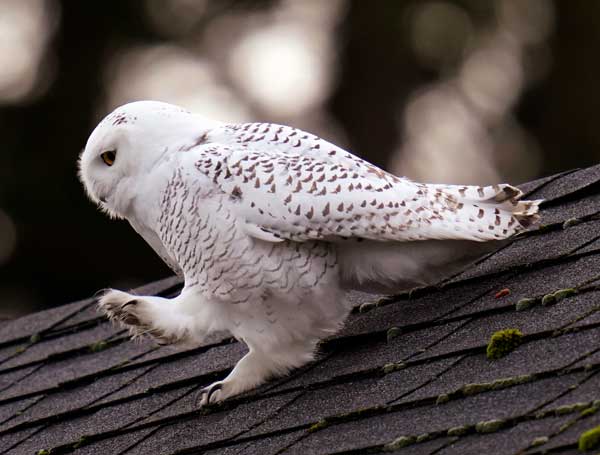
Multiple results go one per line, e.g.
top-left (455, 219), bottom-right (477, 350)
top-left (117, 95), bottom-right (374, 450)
top-left (79, 101), bottom-right (218, 218)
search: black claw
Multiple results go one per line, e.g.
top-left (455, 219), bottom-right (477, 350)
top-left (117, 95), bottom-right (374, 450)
top-left (121, 313), bottom-right (140, 325)
top-left (122, 300), bottom-right (138, 309)
top-left (202, 383), bottom-right (222, 404)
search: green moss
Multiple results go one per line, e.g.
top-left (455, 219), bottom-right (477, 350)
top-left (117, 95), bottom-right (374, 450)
top-left (15, 346), bottom-right (25, 354)
top-left (89, 341), bottom-right (108, 353)
top-left (559, 421), bottom-right (576, 433)
top-left (461, 375), bottom-right (532, 396)
top-left (581, 406), bottom-right (598, 418)
top-left (555, 402), bottom-right (590, 416)
top-left (447, 425), bottom-right (469, 436)
top-left (553, 288), bottom-right (577, 301)
top-left (578, 425), bottom-right (600, 451)
top-left (307, 406), bottom-right (386, 434)
top-left (536, 223), bottom-right (552, 232)
top-left (386, 327), bottom-right (401, 342)
top-left (516, 298), bottom-right (537, 311)
top-left (30, 333), bottom-right (41, 343)
top-left (563, 218), bottom-right (581, 229)
top-left (535, 401), bottom-right (599, 420)
top-left (541, 293), bottom-right (556, 306)
top-left (359, 302), bottom-right (377, 313)
top-left (486, 329), bottom-right (523, 360)
top-left (308, 419), bottom-right (329, 433)
top-left (37, 450), bottom-right (50, 455)
top-left (382, 362), bottom-right (405, 374)
top-left (462, 383), bottom-right (490, 396)
top-left (530, 436), bottom-right (548, 447)
top-left (436, 393), bottom-right (450, 405)
top-left (416, 433), bottom-right (431, 443)
top-left (377, 297), bottom-right (394, 306)
top-left (491, 374), bottom-right (532, 389)
top-left (72, 436), bottom-right (88, 449)
top-left (475, 419), bottom-right (505, 433)
top-left (542, 288), bottom-right (577, 306)
top-left (383, 436), bottom-right (415, 451)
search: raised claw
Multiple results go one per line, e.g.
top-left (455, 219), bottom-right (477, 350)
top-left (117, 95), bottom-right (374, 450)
top-left (122, 299), bottom-right (138, 309)
top-left (97, 290), bottom-right (148, 338)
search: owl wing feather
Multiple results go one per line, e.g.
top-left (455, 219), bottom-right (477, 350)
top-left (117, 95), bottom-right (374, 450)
top-left (191, 123), bottom-right (539, 243)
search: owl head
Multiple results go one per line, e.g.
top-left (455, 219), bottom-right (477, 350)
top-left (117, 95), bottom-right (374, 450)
top-left (79, 100), bottom-right (219, 218)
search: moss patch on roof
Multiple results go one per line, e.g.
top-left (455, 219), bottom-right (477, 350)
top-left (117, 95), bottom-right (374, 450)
top-left (530, 436), bottom-right (548, 447)
top-left (542, 288), bottom-right (577, 306)
top-left (486, 328), bottom-right (523, 360)
top-left (475, 419), bottom-right (505, 433)
top-left (578, 425), bottom-right (600, 451)
top-left (516, 297), bottom-right (537, 311)
top-left (383, 435), bottom-right (415, 451)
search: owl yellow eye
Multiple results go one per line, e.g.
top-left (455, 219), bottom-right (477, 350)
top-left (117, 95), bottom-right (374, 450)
top-left (101, 151), bottom-right (116, 166)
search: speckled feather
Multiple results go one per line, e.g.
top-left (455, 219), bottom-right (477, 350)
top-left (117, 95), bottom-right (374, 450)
top-left (193, 122), bottom-right (540, 243)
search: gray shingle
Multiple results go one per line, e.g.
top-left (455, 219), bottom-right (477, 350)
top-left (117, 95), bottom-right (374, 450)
top-left (126, 392), bottom-right (303, 455)
top-left (526, 165), bottom-right (600, 202)
top-left (437, 415), bottom-right (574, 455)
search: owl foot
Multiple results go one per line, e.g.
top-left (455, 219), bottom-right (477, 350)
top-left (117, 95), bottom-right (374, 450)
top-left (197, 344), bottom-right (314, 408)
top-left (197, 352), bottom-right (269, 408)
top-left (98, 289), bottom-right (185, 344)
top-left (198, 376), bottom-right (254, 408)
top-left (199, 381), bottom-right (226, 408)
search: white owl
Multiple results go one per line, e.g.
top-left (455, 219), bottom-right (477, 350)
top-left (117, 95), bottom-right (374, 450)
top-left (79, 101), bottom-right (540, 406)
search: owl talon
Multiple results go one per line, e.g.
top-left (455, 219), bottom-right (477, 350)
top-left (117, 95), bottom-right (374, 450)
top-left (98, 290), bottom-right (148, 335)
top-left (97, 289), bottom-right (193, 345)
top-left (199, 381), bottom-right (225, 408)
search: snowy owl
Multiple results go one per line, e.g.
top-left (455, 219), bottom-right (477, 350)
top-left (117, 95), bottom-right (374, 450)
top-left (79, 101), bottom-right (540, 406)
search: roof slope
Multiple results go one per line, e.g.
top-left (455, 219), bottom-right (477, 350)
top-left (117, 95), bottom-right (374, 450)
top-left (1, 166), bottom-right (600, 455)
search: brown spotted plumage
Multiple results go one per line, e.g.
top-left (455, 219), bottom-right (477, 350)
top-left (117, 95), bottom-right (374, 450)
top-left (190, 122), bottom-right (540, 244)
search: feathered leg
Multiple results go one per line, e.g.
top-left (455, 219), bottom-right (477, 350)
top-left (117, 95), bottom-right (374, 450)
top-left (98, 289), bottom-right (204, 344)
top-left (199, 340), bottom-right (316, 407)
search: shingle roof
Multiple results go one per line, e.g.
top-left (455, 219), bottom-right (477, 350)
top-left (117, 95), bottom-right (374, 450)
top-left (2, 166), bottom-right (600, 455)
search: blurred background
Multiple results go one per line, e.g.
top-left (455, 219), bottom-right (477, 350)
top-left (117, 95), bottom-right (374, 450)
top-left (0, 0), bottom-right (598, 317)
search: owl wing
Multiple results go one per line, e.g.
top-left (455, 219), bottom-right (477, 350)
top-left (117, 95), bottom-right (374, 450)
top-left (191, 123), bottom-right (539, 243)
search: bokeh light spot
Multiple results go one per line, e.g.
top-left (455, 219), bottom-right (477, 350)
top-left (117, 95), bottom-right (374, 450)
top-left (229, 23), bottom-right (330, 118)
top-left (0, 0), bottom-right (58, 104)
top-left (105, 45), bottom-right (251, 122)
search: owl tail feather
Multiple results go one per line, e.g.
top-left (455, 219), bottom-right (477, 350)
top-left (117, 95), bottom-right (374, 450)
top-left (485, 184), bottom-right (541, 229)
top-left (482, 184), bottom-right (542, 230)
top-left (430, 183), bottom-right (542, 240)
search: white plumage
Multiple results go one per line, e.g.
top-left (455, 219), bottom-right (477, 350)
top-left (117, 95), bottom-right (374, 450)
top-left (79, 101), bottom-right (540, 405)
